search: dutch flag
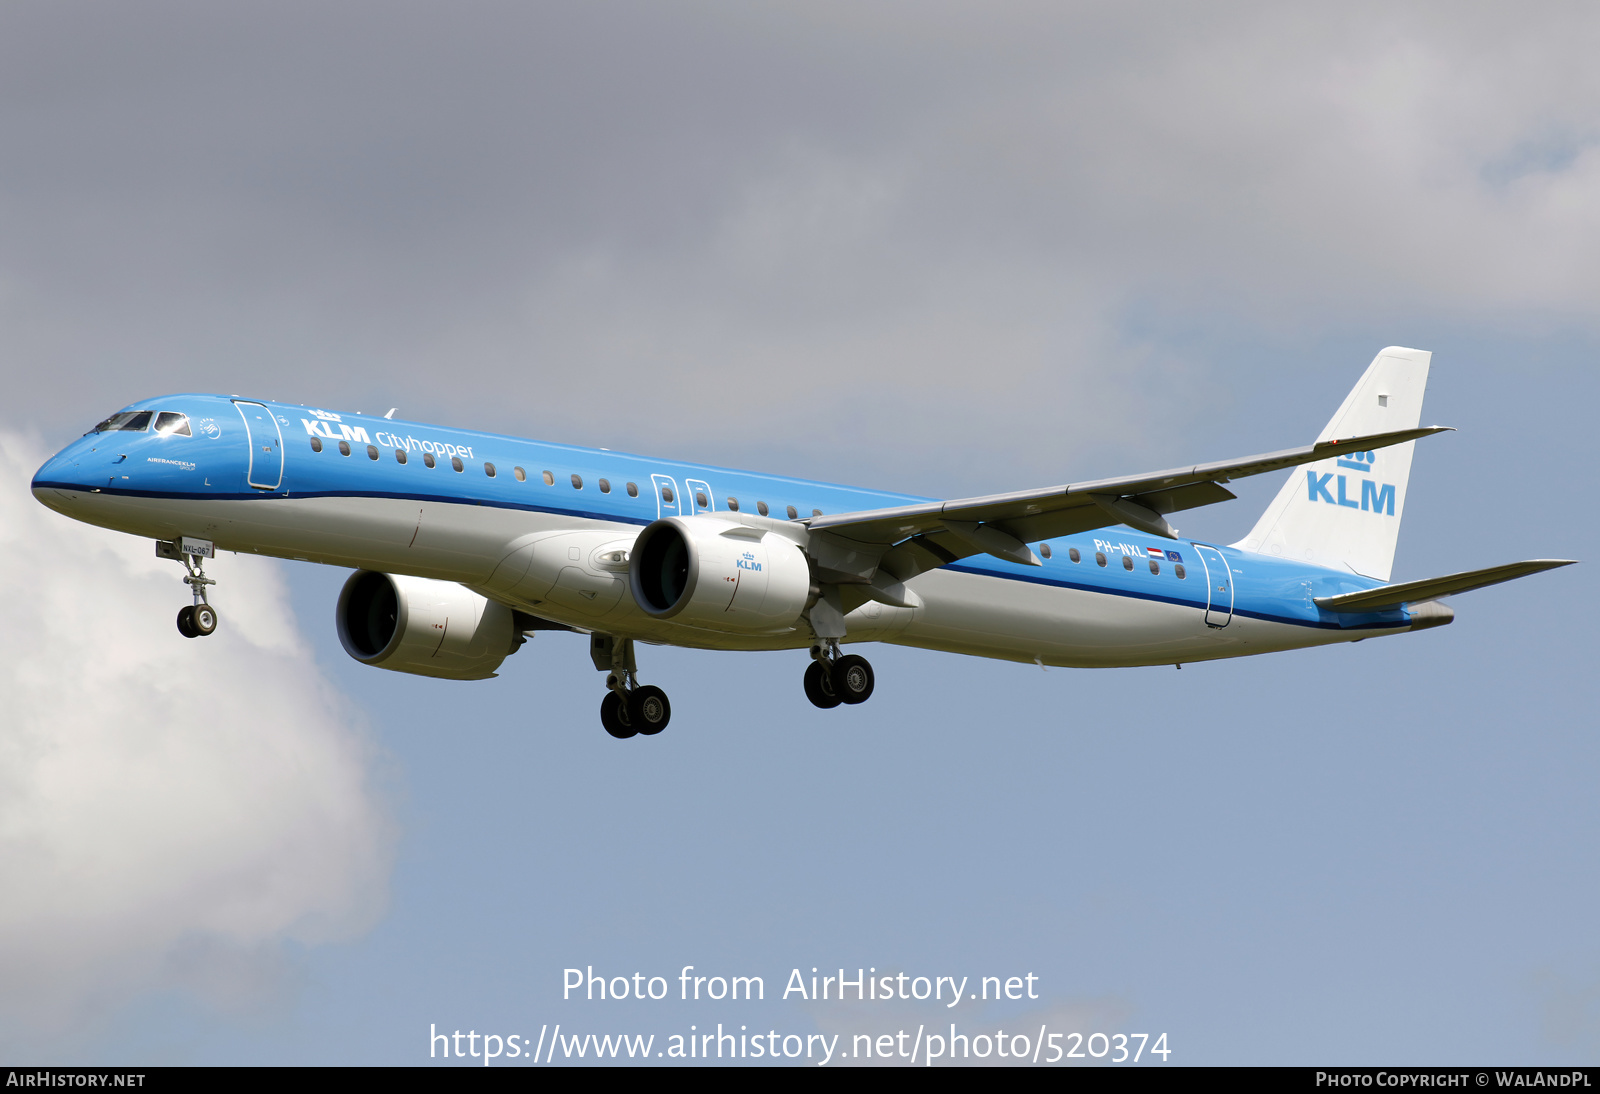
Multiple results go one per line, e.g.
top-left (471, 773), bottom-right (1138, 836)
top-left (1146, 547), bottom-right (1165, 560)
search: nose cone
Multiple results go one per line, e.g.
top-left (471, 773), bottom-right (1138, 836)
top-left (32, 437), bottom-right (103, 515)
top-left (34, 448), bottom-right (72, 484)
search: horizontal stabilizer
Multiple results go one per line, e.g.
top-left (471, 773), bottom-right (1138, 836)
top-left (1313, 559), bottom-right (1576, 614)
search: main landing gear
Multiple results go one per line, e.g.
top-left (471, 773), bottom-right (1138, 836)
top-left (804, 641), bottom-right (875, 709)
top-left (158, 538), bottom-right (219, 639)
top-left (592, 635), bottom-right (671, 740)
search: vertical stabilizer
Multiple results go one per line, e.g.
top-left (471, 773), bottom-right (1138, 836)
top-left (1233, 347), bottom-right (1431, 582)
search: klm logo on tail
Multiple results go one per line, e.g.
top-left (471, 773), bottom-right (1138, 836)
top-left (1307, 451), bottom-right (1395, 516)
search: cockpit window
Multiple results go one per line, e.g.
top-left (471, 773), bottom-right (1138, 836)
top-left (154, 412), bottom-right (192, 436)
top-left (93, 410), bottom-right (153, 433)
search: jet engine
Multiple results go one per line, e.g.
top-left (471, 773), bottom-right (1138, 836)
top-left (336, 570), bottom-right (520, 680)
top-left (629, 516), bottom-right (813, 634)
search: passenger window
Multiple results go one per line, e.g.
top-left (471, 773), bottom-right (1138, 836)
top-left (1175, 564), bottom-right (1186, 580)
top-left (1095, 551), bottom-right (1107, 567)
top-left (542, 471), bottom-right (554, 486)
top-left (1069, 547), bottom-right (1081, 563)
top-left (310, 436), bottom-right (323, 453)
top-left (1122, 555), bottom-right (1134, 571)
top-left (571, 474), bottom-right (582, 489)
top-left (395, 448), bottom-right (407, 465)
top-left (338, 440), bottom-right (351, 457)
top-left (423, 452), bottom-right (436, 468)
top-left (154, 412), bottom-right (191, 436)
top-left (599, 478), bottom-right (611, 493)
top-left (452, 456), bottom-right (464, 472)
top-left (626, 482), bottom-right (638, 498)
top-left (757, 501), bottom-right (769, 516)
top-left (812, 509), bottom-right (823, 517)
top-left (1039, 543), bottom-right (1052, 559)
top-left (661, 485), bottom-right (674, 503)
top-left (727, 497), bottom-right (740, 511)
top-left (513, 466), bottom-right (526, 481)
top-left (1149, 559), bottom-right (1160, 575)
top-left (367, 445), bottom-right (379, 460)
top-left (786, 505), bottom-right (797, 520)
top-left (695, 491), bottom-right (708, 508)
top-left (485, 462), bottom-right (496, 477)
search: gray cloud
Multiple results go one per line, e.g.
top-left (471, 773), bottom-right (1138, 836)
top-left (4, 2), bottom-right (1598, 488)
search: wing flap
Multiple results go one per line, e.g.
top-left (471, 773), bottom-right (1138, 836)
top-left (1313, 559), bottom-right (1576, 614)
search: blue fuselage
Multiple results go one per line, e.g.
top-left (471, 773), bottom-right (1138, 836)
top-left (32, 394), bottom-right (1414, 666)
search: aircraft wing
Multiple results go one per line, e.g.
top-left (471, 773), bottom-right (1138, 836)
top-left (804, 425), bottom-right (1451, 584)
top-left (1313, 559), bottom-right (1576, 614)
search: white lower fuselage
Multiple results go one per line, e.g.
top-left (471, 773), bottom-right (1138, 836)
top-left (42, 486), bottom-right (1402, 669)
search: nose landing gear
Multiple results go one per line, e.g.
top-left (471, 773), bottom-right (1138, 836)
top-left (804, 642), bottom-right (875, 708)
top-left (592, 635), bottom-right (671, 739)
top-left (158, 538), bottom-right (219, 639)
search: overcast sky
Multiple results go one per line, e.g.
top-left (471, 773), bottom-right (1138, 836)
top-left (2, 2), bottom-right (1597, 1065)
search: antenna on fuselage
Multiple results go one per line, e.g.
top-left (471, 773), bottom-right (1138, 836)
top-left (384, 408), bottom-right (397, 419)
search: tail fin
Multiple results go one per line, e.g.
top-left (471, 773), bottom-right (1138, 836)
top-left (1233, 347), bottom-right (1432, 581)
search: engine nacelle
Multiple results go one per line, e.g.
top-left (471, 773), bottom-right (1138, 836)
top-left (629, 516), bottom-right (813, 634)
top-left (336, 570), bottom-right (518, 680)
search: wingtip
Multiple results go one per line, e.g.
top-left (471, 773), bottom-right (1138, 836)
top-left (1318, 424), bottom-right (1454, 450)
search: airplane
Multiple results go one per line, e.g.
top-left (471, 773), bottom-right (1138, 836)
top-left (30, 347), bottom-right (1572, 739)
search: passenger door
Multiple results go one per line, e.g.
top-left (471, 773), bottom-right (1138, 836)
top-left (1192, 543), bottom-right (1234, 628)
top-left (233, 401), bottom-right (284, 490)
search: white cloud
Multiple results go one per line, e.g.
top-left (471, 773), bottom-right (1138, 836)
top-left (0, 431), bottom-right (393, 1038)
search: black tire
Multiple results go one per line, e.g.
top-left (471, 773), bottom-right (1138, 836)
top-left (803, 660), bottom-right (842, 709)
top-left (191, 603), bottom-right (217, 636)
top-left (832, 654), bottom-right (875, 705)
top-left (628, 685), bottom-right (671, 735)
top-left (600, 691), bottom-right (636, 739)
top-left (176, 606), bottom-right (198, 638)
